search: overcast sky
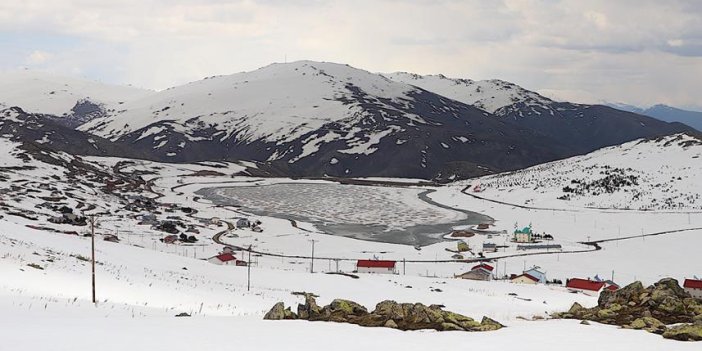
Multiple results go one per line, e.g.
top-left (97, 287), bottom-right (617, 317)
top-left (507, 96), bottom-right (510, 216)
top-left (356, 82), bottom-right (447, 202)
top-left (0, 0), bottom-right (700, 110)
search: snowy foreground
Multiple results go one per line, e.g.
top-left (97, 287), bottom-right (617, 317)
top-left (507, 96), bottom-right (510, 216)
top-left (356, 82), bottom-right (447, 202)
top-left (1, 143), bottom-right (702, 349)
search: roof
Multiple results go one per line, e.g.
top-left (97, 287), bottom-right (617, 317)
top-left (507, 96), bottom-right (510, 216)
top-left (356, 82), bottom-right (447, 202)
top-left (683, 279), bottom-right (702, 289)
top-left (214, 253), bottom-right (237, 262)
top-left (566, 278), bottom-right (606, 291)
top-left (512, 273), bottom-right (539, 282)
top-left (357, 259), bottom-right (396, 268)
top-left (471, 263), bottom-right (494, 272)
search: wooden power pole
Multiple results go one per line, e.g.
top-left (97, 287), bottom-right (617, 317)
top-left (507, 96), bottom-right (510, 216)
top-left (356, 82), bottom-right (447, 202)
top-left (247, 245), bottom-right (252, 292)
top-left (309, 240), bottom-right (317, 273)
top-left (88, 215), bottom-right (97, 304)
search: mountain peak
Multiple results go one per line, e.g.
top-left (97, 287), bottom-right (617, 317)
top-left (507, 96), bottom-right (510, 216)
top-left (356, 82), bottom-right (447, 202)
top-left (383, 72), bottom-right (553, 113)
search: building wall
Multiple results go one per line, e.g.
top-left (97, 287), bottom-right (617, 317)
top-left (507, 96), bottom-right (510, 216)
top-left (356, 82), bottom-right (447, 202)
top-left (685, 287), bottom-right (702, 299)
top-left (457, 270), bottom-right (491, 281)
top-left (515, 233), bottom-right (531, 243)
top-left (207, 257), bottom-right (235, 265)
top-left (511, 276), bottom-right (537, 284)
top-left (524, 269), bottom-right (546, 283)
top-left (357, 267), bottom-right (395, 274)
top-left (207, 257), bottom-right (224, 265)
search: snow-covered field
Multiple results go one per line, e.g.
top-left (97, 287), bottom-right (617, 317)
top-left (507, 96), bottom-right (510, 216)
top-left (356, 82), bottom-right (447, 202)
top-left (468, 134), bottom-right (702, 211)
top-left (1, 133), bottom-right (702, 349)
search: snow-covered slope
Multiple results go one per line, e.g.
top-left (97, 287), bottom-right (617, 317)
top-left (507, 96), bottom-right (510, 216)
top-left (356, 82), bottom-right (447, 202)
top-left (78, 61), bottom-right (570, 180)
top-left (469, 133), bottom-right (702, 210)
top-left (83, 61), bottom-right (420, 143)
top-left (0, 70), bottom-right (152, 124)
top-left (383, 72), bottom-right (554, 114)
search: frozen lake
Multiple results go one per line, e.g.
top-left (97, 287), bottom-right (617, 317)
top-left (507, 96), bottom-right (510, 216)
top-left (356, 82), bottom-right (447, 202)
top-left (197, 183), bottom-right (491, 246)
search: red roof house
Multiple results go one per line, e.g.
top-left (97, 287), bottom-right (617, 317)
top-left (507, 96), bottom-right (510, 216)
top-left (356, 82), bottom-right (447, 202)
top-left (566, 278), bottom-right (606, 295)
top-left (356, 260), bottom-right (396, 274)
top-left (207, 253), bottom-right (237, 265)
top-left (683, 279), bottom-right (702, 299)
top-left (471, 263), bottom-right (494, 272)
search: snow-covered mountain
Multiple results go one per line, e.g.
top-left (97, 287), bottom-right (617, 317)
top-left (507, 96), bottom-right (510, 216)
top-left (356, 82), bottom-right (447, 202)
top-left (470, 133), bottom-right (702, 210)
top-left (384, 72), bottom-right (692, 156)
top-left (78, 61), bottom-right (575, 179)
top-left (383, 72), bottom-right (554, 114)
top-left (0, 62), bottom-right (693, 180)
top-left (0, 70), bottom-right (152, 127)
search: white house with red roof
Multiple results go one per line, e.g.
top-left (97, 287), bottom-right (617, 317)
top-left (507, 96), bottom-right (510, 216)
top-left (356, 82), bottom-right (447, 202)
top-left (207, 253), bottom-right (238, 265)
top-left (683, 278), bottom-right (702, 299)
top-left (356, 259), bottom-right (396, 274)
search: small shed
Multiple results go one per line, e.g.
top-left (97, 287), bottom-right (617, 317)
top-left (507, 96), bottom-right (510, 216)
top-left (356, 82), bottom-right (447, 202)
top-left (482, 242), bottom-right (497, 253)
top-left (356, 260), bottom-right (396, 274)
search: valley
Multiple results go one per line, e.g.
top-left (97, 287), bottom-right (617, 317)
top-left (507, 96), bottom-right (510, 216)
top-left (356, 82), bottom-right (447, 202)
top-left (0, 62), bottom-right (700, 349)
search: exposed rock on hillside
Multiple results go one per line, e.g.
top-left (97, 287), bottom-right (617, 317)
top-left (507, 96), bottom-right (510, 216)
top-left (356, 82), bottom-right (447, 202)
top-left (264, 292), bottom-right (504, 332)
top-left (556, 278), bottom-right (702, 341)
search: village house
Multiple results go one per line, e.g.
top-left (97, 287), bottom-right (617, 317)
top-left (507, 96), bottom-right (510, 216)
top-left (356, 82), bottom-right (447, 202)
top-left (160, 235), bottom-right (178, 244)
top-left (476, 223), bottom-right (490, 230)
top-left (207, 253), bottom-right (238, 265)
top-left (482, 242), bottom-right (497, 253)
top-left (513, 224), bottom-right (534, 243)
top-left (565, 278), bottom-right (619, 296)
top-left (510, 273), bottom-right (539, 284)
top-left (356, 259), bottom-right (396, 274)
top-left (683, 278), bottom-right (702, 299)
top-left (456, 263), bottom-right (493, 281)
top-left (236, 218), bottom-right (251, 228)
top-left (524, 266), bottom-right (547, 283)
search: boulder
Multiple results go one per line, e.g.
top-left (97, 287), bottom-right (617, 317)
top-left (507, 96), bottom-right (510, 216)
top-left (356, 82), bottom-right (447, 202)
top-left (628, 317), bottom-right (667, 334)
top-left (383, 319), bottom-right (399, 329)
top-left (568, 302), bottom-right (584, 314)
top-left (662, 323), bottom-right (702, 341)
top-left (557, 278), bottom-right (702, 341)
top-left (264, 302), bottom-right (286, 320)
top-left (264, 296), bottom-right (503, 333)
top-left (477, 316), bottom-right (505, 331)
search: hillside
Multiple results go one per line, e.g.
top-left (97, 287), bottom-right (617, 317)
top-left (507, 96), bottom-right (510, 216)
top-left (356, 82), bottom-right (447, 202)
top-left (467, 133), bottom-right (702, 210)
top-left (0, 70), bottom-right (152, 127)
top-left (386, 72), bottom-right (693, 156)
top-left (383, 72), bottom-right (554, 114)
top-left (79, 61), bottom-right (570, 179)
top-left (0, 62), bottom-right (692, 181)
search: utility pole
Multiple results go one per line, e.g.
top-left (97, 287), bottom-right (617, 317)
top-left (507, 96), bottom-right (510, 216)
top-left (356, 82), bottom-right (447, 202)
top-left (88, 215), bottom-right (97, 305)
top-left (247, 245), bottom-right (252, 292)
top-left (309, 240), bottom-right (317, 273)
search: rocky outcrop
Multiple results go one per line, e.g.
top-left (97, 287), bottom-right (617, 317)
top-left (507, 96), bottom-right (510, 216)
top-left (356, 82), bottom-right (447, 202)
top-left (263, 294), bottom-right (503, 332)
top-left (263, 302), bottom-right (298, 320)
top-left (555, 278), bottom-right (702, 342)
